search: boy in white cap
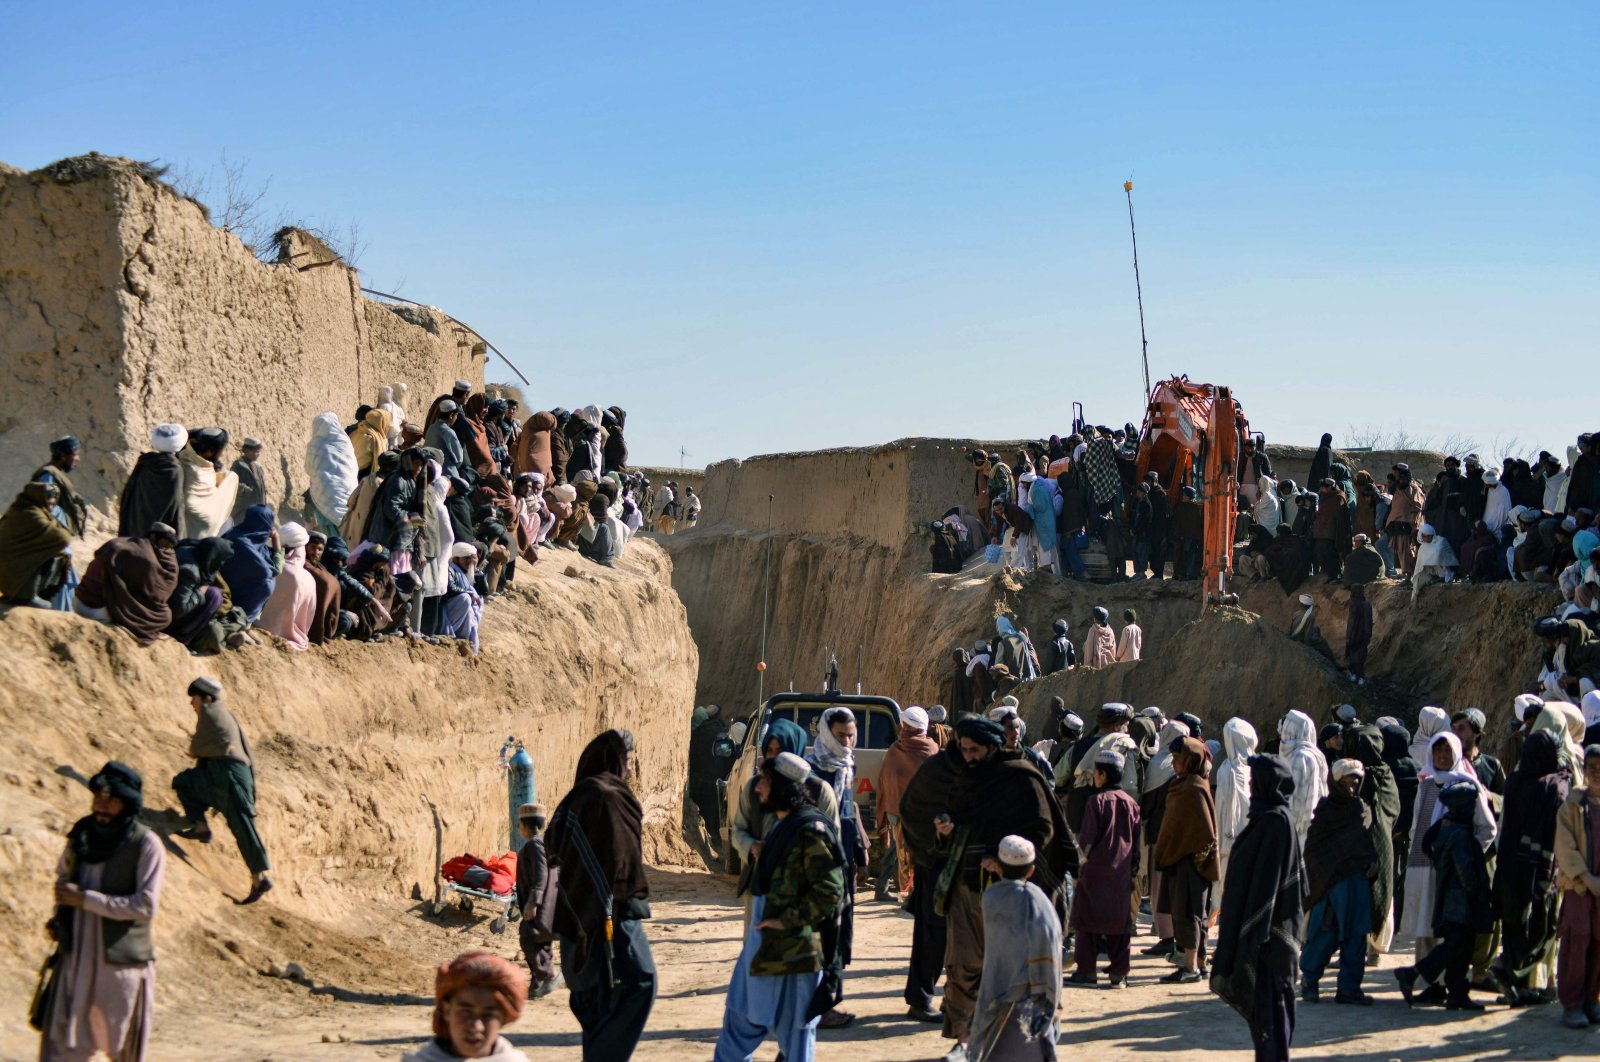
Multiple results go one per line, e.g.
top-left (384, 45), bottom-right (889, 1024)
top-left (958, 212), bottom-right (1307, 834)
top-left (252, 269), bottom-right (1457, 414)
top-left (966, 834), bottom-right (1061, 1062)
top-left (515, 802), bottom-right (562, 998)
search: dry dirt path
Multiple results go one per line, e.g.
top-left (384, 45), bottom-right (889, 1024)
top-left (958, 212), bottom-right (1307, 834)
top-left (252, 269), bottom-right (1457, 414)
top-left (157, 867), bottom-right (1586, 1061)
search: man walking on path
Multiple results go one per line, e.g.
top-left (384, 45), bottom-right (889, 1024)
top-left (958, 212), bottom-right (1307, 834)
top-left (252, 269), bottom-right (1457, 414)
top-left (173, 677), bottom-right (273, 904)
top-left (38, 761), bottom-right (166, 1062)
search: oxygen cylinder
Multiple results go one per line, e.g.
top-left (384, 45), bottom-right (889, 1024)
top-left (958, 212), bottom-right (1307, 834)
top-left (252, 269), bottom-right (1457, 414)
top-left (507, 744), bottom-right (536, 852)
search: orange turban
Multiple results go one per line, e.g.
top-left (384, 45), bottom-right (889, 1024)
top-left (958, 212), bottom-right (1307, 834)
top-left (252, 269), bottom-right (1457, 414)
top-left (431, 951), bottom-right (529, 1039)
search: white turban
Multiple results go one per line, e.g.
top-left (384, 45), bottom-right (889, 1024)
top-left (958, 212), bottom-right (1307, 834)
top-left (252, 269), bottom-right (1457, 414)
top-left (278, 521), bottom-right (310, 548)
top-left (451, 542), bottom-right (478, 559)
top-left (150, 423), bottom-right (188, 454)
top-left (1331, 758), bottom-right (1365, 782)
top-left (900, 706), bottom-right (929, 732)
top-left (1514, 693), bottom-right (1546, 721)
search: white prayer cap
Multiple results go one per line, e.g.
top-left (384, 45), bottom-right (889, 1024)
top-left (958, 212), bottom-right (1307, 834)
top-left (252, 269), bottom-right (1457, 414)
top-left (728, 721), bottom-right (748, 744)
top-left (1419, 523), bottom-right (1436, 536)
top-left (1094, 747), bottom-right (1126, 769)
top-left (450, 541), bottom-right (478, 559)
top-left (1062, 712), bottom-right (1084, 731)
top-left (988, 705), bottom-right (1015, 722)
top-left (900, 706), bottom-right (929, 732)
top-left (1331, 758), bottom-right (1365, 781)
top-left (997, 835), bottom-right (1036, 867)
top-left (772, 751), bottom-right (811, 784)
top-left (999, 695), bottom-right (1020, 709)
top-left (150, 423), bottom-right (188, 453)
top-left (1138, 706), bottom-right (1163, 718)
top-left (929, 705), bottom-right (948, 723)
top-left (1298, 594), bottom-right (1315, 606)
top-left (1514, 693), bottom-right (1546, 720)
top-left (278, 521), bottom-right (310, 548)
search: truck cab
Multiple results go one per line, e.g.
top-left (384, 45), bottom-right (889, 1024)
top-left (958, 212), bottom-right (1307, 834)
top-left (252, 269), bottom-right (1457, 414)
top-left (717, 691), bottom-right (903, 875)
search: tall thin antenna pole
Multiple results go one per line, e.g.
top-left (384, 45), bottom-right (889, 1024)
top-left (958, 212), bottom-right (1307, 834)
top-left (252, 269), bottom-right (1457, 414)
top-left (1125, 180), bottom-right (1152, 401)
top-left (757, 494), bottom-right (774, 705)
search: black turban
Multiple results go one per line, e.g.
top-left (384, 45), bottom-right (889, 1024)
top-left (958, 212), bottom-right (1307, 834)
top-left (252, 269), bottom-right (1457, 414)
top-left (955, 716), bottom-right (1005, 747)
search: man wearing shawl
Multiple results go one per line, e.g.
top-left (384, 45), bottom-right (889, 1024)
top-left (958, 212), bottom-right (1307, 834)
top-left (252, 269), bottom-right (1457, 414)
top-left (31, 436), bottom-right (89, 609)
top-left (1069, 748), bottom-right (1139, 988)
top-left (117, 424), bottom-right (186, 538)
top-left (1398, 730), bottom-right (1498, 981)
top-left (0, 481), bottom-right (73, 607)
top-left (173, 677), bottom-right (273, 904)
top-left (1411, 523), bottom-right (1458, 602)
top-left (896, 723), bottom-right (964, 1025)
top-left (875, 707), bottom-right (939, 903)
top-left (968, 836), bottom-right (1061, 1062)
top-left (1397, 780), bottom-right (1494, 1011)
top-left (1554, 745), bottom-right (1600, 1028)
top-left (374, 385), bottom-right (407, 449)
top-left (439, 542), bottom-right (484, 651)
top-left (178, 428), bottom-right (240, 539)
top-left (1211, 754), bottom-right (1304, 1062)
top-left (1140, 719), bottom-right (1193, 958)
top-left (1494, 730), bottom-right (1568, 1007)
top-left (714, 753), bottom-right (845, 1062)
top-left (1299, 759), bottom-right (1377, 1004)
top-left (74, 524), bottom-right (180, 646)
top-left (1345, 725), bottom-right (1400, 956)
top-left (38, 761), bottom-right (165, 1062)
top-left (1153, 737), bottom-right (1218, 982)
top-left (548, 730), bottom-right (656, 1061)
top-left (1278, 712), bottom-right (1327, 847)
top-left (254, 522), bottom-right (317, 651)
top-left (303, 532), bottom-right (344, 644)
top-left (1083, 607), bottom-right (1116, 669)
top-left (426, 402), bottom-right (471, 482)
top-left (513, 411), bottom-right (558, 481)
top-left (806, 708), bottom-right (867, 1028)
top-left (732, 720), bottom-right (841, 922)
top-left (1214, 719), bottom-right (1258, 915)
top-left (933, 716), bottom-right (1073, 1057)
top-left (402, 951), bottom-right (530, 1061)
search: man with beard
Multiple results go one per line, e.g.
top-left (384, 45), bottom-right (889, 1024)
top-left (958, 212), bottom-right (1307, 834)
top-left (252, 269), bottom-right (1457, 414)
top-left (37, 761), bottom-right (165, 1062)
top-left (548, 730), bottom-right (656, 1060)
top-left (896, 719), bottom-right (964, 1025)
top-left (173, 677), bottom-right (274, 904)
top-left (714, 753), bottom-right (845, 1062)
top-left (1299, 759), bottom-right (1377, 1004)
top-left (1211, 755), bottom-right (1305, 1062)
top-left (931, 716), bottom-right (1072, 1062)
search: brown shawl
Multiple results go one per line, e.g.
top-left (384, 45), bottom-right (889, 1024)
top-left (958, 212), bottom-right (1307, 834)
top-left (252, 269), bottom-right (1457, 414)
top-left (513, 411), bottom-right (557, 480)
top-left (1153, 742), bottom-right (1219, 881)
top-left (0, 484), bottom-right (72, 599)
top-left (547, 731), bottom-right (647, 943)
top-left (90, 533), bottom-right (179, 645)
top-left (877, 732), bottom-right (940, 819)
top-left (305, 560), bottom-right (342, 645)
top-left (461, 395), bottom-right (496, 474)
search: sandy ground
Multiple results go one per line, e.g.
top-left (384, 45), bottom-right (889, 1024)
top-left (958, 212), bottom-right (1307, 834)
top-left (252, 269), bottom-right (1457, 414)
top-left (124, 865), bottom-right (1591, 1062)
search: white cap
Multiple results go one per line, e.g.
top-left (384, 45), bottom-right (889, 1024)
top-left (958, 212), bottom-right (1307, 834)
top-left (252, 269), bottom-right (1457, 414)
top-left (999, 695), bottom-right (1020, 708)
top-left (150, 423), bottom-right (188, 454)
top-left (1138, 706), bottom-right (1163, 718)
top-left (1298, 594), bottom-right (1315, 606)
top-left (900, 706), bottom-right (929, 732)
top-left (1094, 747), bottom-right (1126, 769)
top-left (772, 751), bottom-right (811, 784)
top-left (1331, 758), bottom-right (1365, 781)
top-left (998, 835), bottom-right (1036, 867)
top-left (928, 705), bottom-right (948, 723)
top-left (988, 705), bottom-right (1015, 722)
top-left (1514, 693), bottom-right (1545, 720)
top-left (278, 521), bottom-right (310, 548)
top-left (728, 721), bottom-right (748, 744)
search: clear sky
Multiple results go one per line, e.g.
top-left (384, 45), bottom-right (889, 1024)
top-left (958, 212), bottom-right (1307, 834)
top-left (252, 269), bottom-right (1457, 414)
top-left (4, 4), bottom-right (1595, 468)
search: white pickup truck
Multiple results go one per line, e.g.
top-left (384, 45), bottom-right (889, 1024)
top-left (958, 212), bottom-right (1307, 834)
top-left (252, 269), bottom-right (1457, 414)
top-left (717, 692), bottom-right (903, 875)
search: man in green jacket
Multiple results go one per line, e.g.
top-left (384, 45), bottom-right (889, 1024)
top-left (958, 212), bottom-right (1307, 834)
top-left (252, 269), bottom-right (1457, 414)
top-left (173, 677), bottom-right (273, 904)
top-left (714, 751), bottom-right (845, 1062)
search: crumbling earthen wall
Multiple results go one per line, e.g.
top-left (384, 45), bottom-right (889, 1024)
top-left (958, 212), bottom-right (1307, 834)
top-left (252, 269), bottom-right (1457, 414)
top-left (0, 154), bottom-right (483, 523)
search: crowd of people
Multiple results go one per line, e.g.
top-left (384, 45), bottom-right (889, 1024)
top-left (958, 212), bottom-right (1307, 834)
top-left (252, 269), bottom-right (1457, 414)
top-left (929, 428), bottom-right (1600, 615)
top-left (0, 382), bottom-right (710, 654)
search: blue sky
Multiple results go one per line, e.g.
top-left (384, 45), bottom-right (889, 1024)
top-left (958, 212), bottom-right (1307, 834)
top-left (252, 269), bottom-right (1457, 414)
top-left (4, 4), bottom-right (1595, 467)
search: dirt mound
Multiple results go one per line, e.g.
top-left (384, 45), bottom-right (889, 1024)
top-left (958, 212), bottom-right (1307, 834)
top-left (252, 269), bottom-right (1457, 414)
top-left (1012, 606), bottom-right (1355, 739)
top-left (0, 540), bottom-right (696, 1051)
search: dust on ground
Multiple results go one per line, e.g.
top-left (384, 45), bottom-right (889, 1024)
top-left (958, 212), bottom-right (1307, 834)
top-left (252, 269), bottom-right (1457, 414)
top-left (160, 867), bottom-right (1584, 1061)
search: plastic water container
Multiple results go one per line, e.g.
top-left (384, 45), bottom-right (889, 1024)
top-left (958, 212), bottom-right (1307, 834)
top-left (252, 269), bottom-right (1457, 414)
top-left (984, 544), bottom-right (1003, 565)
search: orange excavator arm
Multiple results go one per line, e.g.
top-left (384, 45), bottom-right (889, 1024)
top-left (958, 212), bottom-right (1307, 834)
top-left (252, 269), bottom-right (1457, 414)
top-left (1201, 386), bottom-right (1243, 607)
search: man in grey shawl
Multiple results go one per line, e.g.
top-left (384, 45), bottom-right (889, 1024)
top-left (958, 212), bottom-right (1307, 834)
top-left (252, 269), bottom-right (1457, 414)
top-left (968, 835), bottom-right (1061, 1062)
top-left (172, 677), bottom-right (274, 904)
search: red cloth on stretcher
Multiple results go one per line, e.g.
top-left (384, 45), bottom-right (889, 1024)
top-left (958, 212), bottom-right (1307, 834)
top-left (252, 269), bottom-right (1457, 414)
top-left (441, 852), bottom-right (518, 895)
